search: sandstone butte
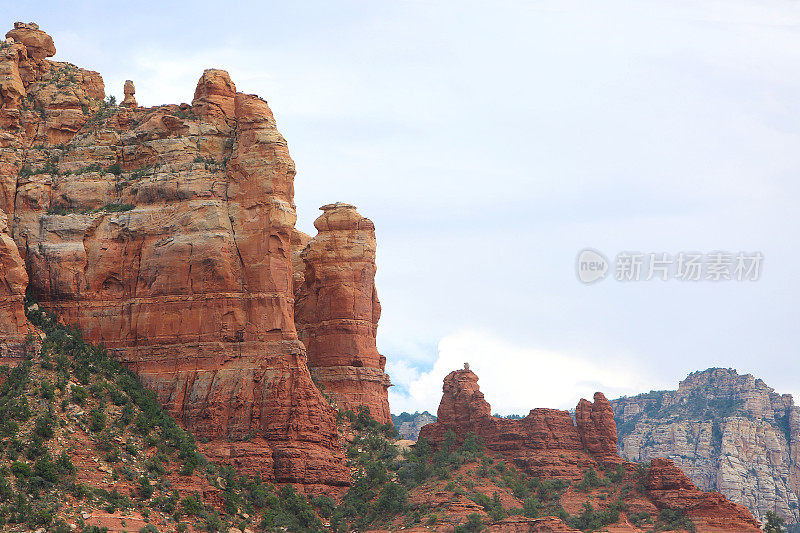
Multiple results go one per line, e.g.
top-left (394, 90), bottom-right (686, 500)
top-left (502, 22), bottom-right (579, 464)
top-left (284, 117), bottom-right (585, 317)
top-left (0, 21), bottom-right (391, 491)
top-left (418, 366), bottom-right (763, 532)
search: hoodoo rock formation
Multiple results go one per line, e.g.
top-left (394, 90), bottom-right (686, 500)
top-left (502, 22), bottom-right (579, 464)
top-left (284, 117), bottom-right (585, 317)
top-left (420, 366), bottom-right (762, 532)
top-left (575, 392), bottom-right (621, 465)
top-left (294, 202), bottom-right (391, 424)
top-left (612, 368), bottom-right (800, 524)
top-left (121, 79), bottom-right (137, 108)
top-left (0, 22), bottom-right (391, 489)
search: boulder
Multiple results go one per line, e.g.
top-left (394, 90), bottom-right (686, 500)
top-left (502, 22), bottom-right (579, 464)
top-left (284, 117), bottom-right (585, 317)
top-left (6, 22), bottom-right (55, 60)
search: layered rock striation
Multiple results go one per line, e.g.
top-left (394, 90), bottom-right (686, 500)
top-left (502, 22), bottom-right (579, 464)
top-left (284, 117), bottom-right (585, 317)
top-left (612, 367), bottom-right (800, 523)
top-left (294, 202), bottom-right (391, 424)
top-left (0, 21), bottom-right (396, 488)
top-left (420, 366), bottom-right (762, 532)
top-left (419, 366), bottom-right (622, 480)
top-left (0, 207), bottom-right (28, 349)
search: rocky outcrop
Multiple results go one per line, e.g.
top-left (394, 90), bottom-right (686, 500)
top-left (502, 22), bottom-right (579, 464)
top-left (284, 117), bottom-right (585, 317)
top-left (6, 22), bottom-right (55, 60)
top-left (419, 366), bottom-right (622, 479)
top-left (486, 517), bottom-right (581, 532)
top-left (421, 366), bottom-right (762, 532)
top-left (392, 411), bottom-right (437, 440)
top-left (612, 368), bottom-right (800, 523)
top-left (121, 80), bottom-right (136, 108)
top-left (575, 392), bottom-right (621, 464)
top-left (645, 458), bottom-right (762, 532)
top-left (294, 202), bottom-right (391, 423)
top-left (0, 21), bottom-right (395, 489)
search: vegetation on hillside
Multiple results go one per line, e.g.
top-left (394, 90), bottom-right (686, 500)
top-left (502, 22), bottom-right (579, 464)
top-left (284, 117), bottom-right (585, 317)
top-left (1, 296), bottom-right (706, 532)
top-left (0, 296), bottom-right (323, 533)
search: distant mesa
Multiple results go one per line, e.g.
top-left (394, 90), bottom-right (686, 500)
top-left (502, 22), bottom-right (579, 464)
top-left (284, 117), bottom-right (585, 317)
top-left (392, 411), bottom-right (437, 441)
top-left (612, 367), bottom-right (800, 524)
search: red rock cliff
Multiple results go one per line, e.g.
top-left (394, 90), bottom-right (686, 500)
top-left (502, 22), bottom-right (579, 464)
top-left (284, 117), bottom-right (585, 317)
top-left (0, 22), bottom-right (364, 488)
top-left (575, 392), bottom-right (619, 464)
top-left (0, 207), bottom-right (28, 349)
top-left (294, 202), bottom-right (391, 424)
top-left (419, 366), bottom-right (617, 478)
top-left (419, 366), bottom-right (762, 532)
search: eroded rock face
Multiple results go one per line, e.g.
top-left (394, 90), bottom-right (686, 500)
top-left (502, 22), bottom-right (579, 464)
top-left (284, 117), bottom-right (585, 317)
top-left (0, 23), bottom-right (352, 488)
top-left (421, 366), bottom-right (762, 532)
top-left (419, 367), bottom-right (620, 479)
top-left (645, 458), bottom-right (762, 532)
top-left (121, 80), bottom-right (136, 108)
top-left (0, 208), bottom-right (28, 345)
top-left (6, 22), bottom-right (55, 61)
top-left (575, 392), bottom-right (621, 464)
top-left (612, 368), bottom-right (800, 523)
top-left (486, 516), bottom-right (581, 532)
top-left (294, 202), bottom-right (391, 423)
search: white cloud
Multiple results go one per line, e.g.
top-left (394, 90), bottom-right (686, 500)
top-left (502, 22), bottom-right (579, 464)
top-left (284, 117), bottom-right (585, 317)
top-left (388, 330), bottom-right (658, 416)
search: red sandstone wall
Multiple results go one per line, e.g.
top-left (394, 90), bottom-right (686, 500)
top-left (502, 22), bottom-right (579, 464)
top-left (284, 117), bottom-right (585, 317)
top-left (0, 23), bottom-right (349, 487)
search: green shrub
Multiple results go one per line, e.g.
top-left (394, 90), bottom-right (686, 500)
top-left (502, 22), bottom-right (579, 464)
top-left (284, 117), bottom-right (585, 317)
top-left (33, 453), bottom-right (59, 483)
top-left (203, 512), bottom-right (223, 532)
top-left (374, 482), bottom-right (408, 517)
top-left (629, 511), bottom-right (652, 527)
top-left (311, 495), bottom-right (336, 518)
top-left (470, 491), bottom-right (507, 522)
top-left (39, 380), bottom-right (55, 400)
top-left (109, 387), bottom-right (128, 406)
top-left (575, 467), bottom-right (607, 492)
top-left (180, 494), bottom-right (205, 517)
top-left (34, 413), bottom-right (55, 440)
top-left (89, 407), bottom-right (107, 432)
top-left (0, 419), bottom-right (19, 438)
top-left (568, 501), bottom-right (622, 532)
top-left (102, 203), bottom-right (134, 213)
top-left (0, 475), bottom-right (14, 501)
top-left (655, 508), bottom-right (696, 532)
top-left (56, 452), bottom-right (76, 476)
top-left (259, 485), bottom-right (323, 533)
top-left (603, 463), bottom-right (625, 484)
top-left (11, 461), bottom-right (31, 478)
top-left (455, 513), bottom-right (484, 533)
top-left (71, 385), bottom-right (88, 405)
top-left (43, 158), bottom-right (60, 176)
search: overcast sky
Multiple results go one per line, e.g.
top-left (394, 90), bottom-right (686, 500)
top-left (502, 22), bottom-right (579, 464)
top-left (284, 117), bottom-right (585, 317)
top-left (6, 0), bottom-right (800, 415)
